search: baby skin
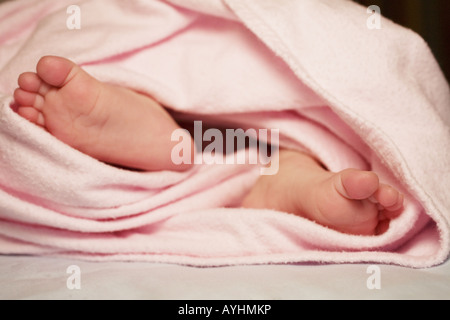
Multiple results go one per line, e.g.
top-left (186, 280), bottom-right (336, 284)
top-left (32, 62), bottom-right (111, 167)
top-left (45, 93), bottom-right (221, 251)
top-left (14, 56), bottom-right (403, 236)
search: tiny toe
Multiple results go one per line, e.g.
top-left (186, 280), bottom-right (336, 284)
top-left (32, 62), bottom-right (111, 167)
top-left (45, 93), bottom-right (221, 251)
top-left (14, 88), bottom-right (36, 106)
top-left (336, 169), bottom-right (379, 200)
top-left (385, 193), bottom-right (404, 211)
top-left (381, 194), bottom-right (404, 220)
top-left (17, 106), bottom-right (45, 127)
top-left (383, 208), bottom-right (403, 221)
top-left (373, 184), bottom-right (401, 209)
top-left (18, 72), bottom-right (52, 96)
top-left (375, 219), bottom-right (390, 235)
top-left (14, 88), bottom-right (44, 111)
top-left (18, 72), bottom-right (41, 92)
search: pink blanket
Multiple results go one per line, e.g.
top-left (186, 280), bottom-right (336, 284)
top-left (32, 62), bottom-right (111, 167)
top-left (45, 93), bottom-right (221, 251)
top-left (0, 0), bottom-right (449, 268)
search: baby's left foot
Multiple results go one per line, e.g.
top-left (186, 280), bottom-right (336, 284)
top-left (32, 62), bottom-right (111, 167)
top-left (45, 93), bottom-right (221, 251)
top-left (242, 150), bottom-right (404, 235)
top-left (13, 56), bottom-right (193, 171)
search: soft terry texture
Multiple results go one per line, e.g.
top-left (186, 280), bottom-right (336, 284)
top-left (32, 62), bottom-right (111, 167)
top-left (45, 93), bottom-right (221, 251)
top-left (0, 0), bottom-right (449, 268)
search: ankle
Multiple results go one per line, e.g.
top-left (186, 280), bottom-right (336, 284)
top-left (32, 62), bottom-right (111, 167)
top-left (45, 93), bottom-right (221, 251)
top-left (279, 149), bottom-right (324, 172)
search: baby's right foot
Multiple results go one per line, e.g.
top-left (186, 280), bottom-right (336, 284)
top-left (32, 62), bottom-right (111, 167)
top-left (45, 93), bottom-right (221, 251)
top-left (242, 150), bottom-right (404, 235)
top-left (14, 56), bottom-right (194, 171)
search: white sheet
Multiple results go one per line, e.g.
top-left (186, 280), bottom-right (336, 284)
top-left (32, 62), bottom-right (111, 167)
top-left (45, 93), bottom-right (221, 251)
top-left (0, 256), bottom-right (448, 300)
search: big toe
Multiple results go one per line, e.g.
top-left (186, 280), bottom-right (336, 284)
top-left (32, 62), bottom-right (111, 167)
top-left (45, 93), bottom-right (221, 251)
top-left (36, 56), bottom-right (77, 88)
top-left (334, 169), bottom-right (379, 200)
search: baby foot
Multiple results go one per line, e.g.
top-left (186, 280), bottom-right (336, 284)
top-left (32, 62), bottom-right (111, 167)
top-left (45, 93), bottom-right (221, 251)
top-left (14, 56), bottom-right (194, 171)
top-left (242, 150), bottom-right (404, 235)
top-left (312, 168), bottom-right (404, 235)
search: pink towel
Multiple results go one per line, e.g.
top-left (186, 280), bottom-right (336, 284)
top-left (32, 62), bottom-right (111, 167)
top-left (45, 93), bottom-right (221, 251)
top-left (0, 0), bottom-right (449, 268)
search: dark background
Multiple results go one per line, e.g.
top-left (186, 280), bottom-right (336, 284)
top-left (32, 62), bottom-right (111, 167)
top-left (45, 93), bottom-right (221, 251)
top-left (353, 0), bottom-right (450, 82)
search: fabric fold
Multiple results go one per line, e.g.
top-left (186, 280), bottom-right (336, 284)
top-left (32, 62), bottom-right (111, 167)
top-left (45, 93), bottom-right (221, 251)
top-left (0, 0), bottom-right (449, 268)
